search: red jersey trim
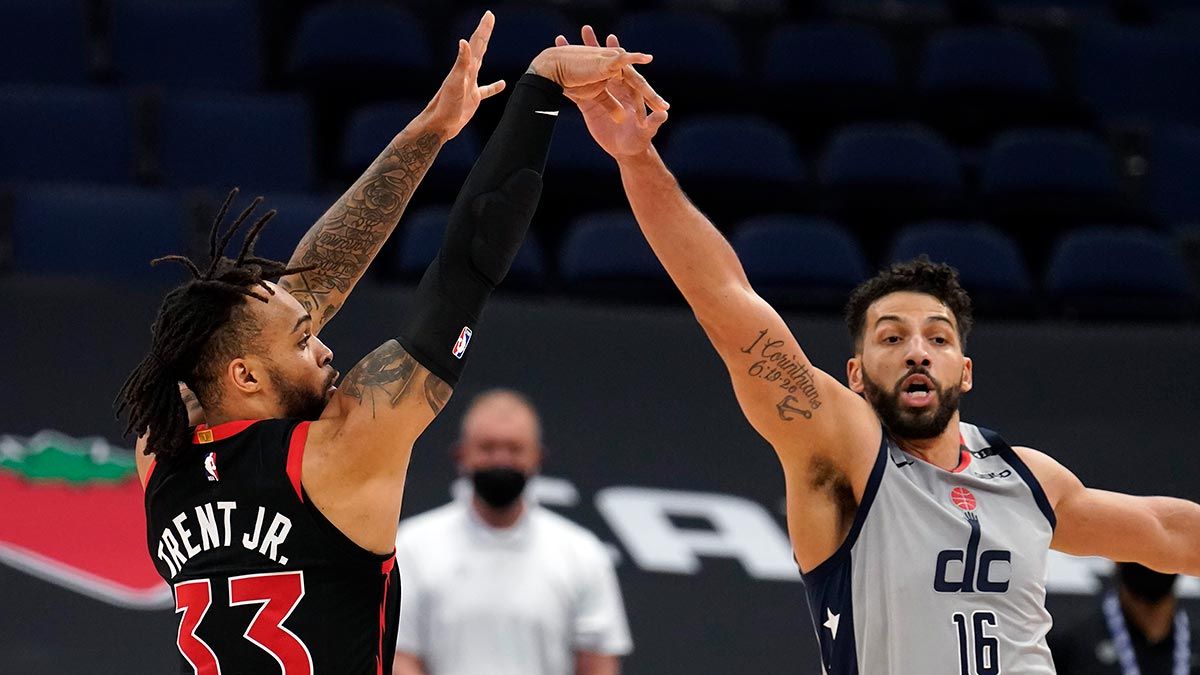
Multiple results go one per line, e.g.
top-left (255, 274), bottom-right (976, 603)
top-left (191, 419), bottom-right (260, 444)
top-left (377, 553), bottom-right (396, 675)
top-left (951, 448), bottom-right (972, 473)
top-left (143, 458), bottom-right (157, 488)
top-left (286, 421), bottom-right (311, 503)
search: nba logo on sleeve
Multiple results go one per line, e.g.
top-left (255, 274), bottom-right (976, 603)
top-left (203, 451), bottom-right (219, 482)
top-left (452, 326), bottom-right (473, 359)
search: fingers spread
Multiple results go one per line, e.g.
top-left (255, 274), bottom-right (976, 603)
top-left (623, 65), bottom-right (669, 111)
top-left (596, 90), bottom-right (627, 123)
top-left (469, 10), bottom-right (494, 63)
top-left (606, 34), bottom-right (620, 49)
top-left (619, 51), bottom-right (653, 66)
top-left (555, 34), bottom-right (568, 47)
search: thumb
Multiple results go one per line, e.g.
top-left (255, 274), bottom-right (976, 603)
top-left (644, 109), bottom-right (668, 136)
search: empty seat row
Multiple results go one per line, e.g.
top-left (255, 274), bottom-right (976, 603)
top-left (5, 186), bottom-right (1194, 319)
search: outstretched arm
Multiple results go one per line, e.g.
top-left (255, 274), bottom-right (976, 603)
top-left (562, 28), bottom-right (877, 462)
top-left (1019, 447), bottom-right (1200, 576)
top-left (279, 12), bottom-right (506, 335)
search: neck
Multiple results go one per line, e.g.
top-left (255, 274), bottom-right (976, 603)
top-left (893, 416), bottom-right (963, 471)
top-left (472, 495), bottom-right (525, 529)
top-left (1120, 586), bottom-right (1178, 644)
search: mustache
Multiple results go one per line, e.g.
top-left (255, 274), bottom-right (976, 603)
top-left (894, 366), bottom-right (941, 392)
top-left (324, 367), bottom-right (339, 389)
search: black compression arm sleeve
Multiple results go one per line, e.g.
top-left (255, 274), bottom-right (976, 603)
top-left (397, 73), bottom-right (563, 385)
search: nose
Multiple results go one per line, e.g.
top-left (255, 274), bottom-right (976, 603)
top-left (904, 337), bottom-right (931, 368)
top-left (314, 336), bottom-right (333, 367)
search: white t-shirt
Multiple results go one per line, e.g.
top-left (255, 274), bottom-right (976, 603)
top-left (394, 497), bottom-right (633, 675)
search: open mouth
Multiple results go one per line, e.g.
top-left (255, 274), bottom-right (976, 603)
top-left (899, 374), bottom-right (935, 407)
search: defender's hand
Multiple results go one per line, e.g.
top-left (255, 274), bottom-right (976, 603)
top-left (421, 11), bottom-right (506, 140)
top-left (528, 38), bottom-right (665, 123)
top-left (557, 28), bottom-right (669, 157)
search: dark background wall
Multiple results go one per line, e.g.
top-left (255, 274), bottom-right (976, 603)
top-left (1, 279), bottom-right (1197, 674)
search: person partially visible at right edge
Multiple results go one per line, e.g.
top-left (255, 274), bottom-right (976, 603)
top-left (1051, 564), bottom-right (1196, 674)
top-left (557, 23), bottom-right (1200, 675)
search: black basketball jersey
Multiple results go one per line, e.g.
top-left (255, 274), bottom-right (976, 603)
top-left (145, 418), bottom-right (400, 675)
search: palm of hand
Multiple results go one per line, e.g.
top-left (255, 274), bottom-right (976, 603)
top-left (572, 79), bottom-right (663, 158)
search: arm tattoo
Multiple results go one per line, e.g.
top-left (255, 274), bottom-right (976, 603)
top-left (339, 340), bottom-right (452, 417)
top-left (740, 328), bottom-right (823, 421)
top-left (279, 131), bottom-right (441, 322)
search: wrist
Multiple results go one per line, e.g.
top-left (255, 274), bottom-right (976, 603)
top-left (527, 49), bottom-right (554, 80)
top-left (407, 109), bottom-right (452, 144)
top-left (616, 144), bottom-right (659, 170)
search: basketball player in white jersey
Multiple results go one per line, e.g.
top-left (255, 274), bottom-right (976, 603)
top-left (556, 25), bottom-right (1200, 674)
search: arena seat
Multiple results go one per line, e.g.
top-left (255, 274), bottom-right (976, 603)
top-left (0, 0), bottom-right (89, 85)
top-left (160, 92), bottom-right (314, 192)
top-left (112, 0), bottom-right (261, 91)
top-left (732, 216), bottom-right (869, 309)
top-left (559, 211), bottom-right (672, 299)
top-left (1147, 125), bottom-right (1200, 227)
top-left (1046, 228), bottom-right (1195, 319)
top-left (246, 192), bottom-right (336, 265)
top-left (0, 87), bottom-right (136, 184)
top-left (1076, 25), bottom-right (1200, 128)
top-left (10, 186), bottom-right (188, 280)
top-left (663, 115), bottom-right (806, 226)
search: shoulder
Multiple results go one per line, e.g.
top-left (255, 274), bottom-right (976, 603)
top-left (532, 507), bottom-right (612, 563)
top-left (1010, 446), bottom-right (1084, 507)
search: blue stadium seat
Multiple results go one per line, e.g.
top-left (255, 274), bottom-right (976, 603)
top-left (1076, 26), bottom-right (1200, 128)
top-left (112, 0), bottom-right (260, 91)
top-left (889, 221), bottom-right (1036, 315)
top-left (1046, 228), bottom-right (1195, 318)
top-left (818, 124), bottom-right (962, 230)
top-left (663, 115), bottom-right (805, 223)
top-left (289, 4), bottom-right (432, 84)
top-left (917, 28), bottom-right (1060, 143)
top-left (560, 211), bottom-right (670, 298)
top-left (889, 222), bottom-right (1032, 295)
top-left (612, 11), bottom-right (744, 112)
top-left (248, 193), bottom-right (336, 265)
top-left (613, 11), bottom-right (743, 80)
top-left (449, 7), bottom-right (571, 78)
top-left (396, 206), bottom-right (545, 287)
top-left (732, 216), bottom-right (868, 308)
top-left (0, 0), bottom-right (89, 84)
top-left (760, 23), bottom-right (901, 143)
top-left (546, 108), bottom-right (616, 177)
top-left (980, 130), bottom-right (1135, 239)
top-left (762, 23), bottom-right (898, 92)
top-left (160, 93), bottom-right (314, 192)
top-left (11, 186), bottom-right (188, 281)
top-left (0, 87), bottom-right (136, 184)
top-left (1148, 126), bottom-right (1200, 226)
top-left (341, 101), bottom-right (480, 177)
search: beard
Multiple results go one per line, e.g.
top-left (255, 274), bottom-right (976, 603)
top-left (861, 367), bottom-right (962, 440)
top-left (271, 365), bottom-right (337, 421)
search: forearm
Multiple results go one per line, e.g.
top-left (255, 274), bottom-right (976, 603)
top-left (279, 116), bottom-right (444, 332)
top-left (398, 74), bottom-right (562, 386)
top-left (576, 652), bottom-right (620, 675)
top-left (1151, 496), bottom-right (1200, 575)
top-left (615, 147), bottom-right (752, 325)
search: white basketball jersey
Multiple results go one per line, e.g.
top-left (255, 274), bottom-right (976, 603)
top-left (802, 422), bottom-right (1057, 674)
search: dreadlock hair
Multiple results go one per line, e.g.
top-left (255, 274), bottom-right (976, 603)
top-left (844, 256), bottom-right (974, 352)
top-left (114, 189), bottom-right (316, 461)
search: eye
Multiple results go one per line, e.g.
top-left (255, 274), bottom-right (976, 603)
top-left (299, 334), bottom-right (311, 349)
top-left (932, 336), bottom-right (948, 345)
top-left (883, 335), bottom-right (902, 344)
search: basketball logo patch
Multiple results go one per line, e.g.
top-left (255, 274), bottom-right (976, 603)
top-left (950, 486), bottom-right (976, 511)
top-left (452, 326), bottom-right (473, 359)
top-left (203, 451), bottom-right (219, 482)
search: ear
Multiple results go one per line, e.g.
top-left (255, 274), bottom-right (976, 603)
top-left (847, 355), bottom-right (865, 394)
top-left (960, 356), bottom-right (973, 393)
top-left (227, 357), bottom-right (262, 396)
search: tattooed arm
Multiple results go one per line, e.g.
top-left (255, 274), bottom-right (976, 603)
top-left (278, 12), bottom-right (506, 334)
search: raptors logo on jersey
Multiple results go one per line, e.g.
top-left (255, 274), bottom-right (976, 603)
top-left (801, 422), bottom-right (1056, 675)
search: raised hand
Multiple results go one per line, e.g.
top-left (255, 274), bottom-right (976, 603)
top-left (421, 11), bottom-right (507, 140)
top-left (528, 36), bottom-right (667, 123)
top-left (556, 27), bottom-right (669, 158)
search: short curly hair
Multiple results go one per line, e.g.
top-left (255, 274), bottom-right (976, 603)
top-left (844, 257), bottom-right (974, 352)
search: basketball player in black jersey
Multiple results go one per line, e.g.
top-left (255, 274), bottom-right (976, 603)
top-left (114, 13), bottom-right (665, 674)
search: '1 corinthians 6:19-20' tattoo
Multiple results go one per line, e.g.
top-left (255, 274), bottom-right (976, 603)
top-left (279, 132), bottom-right (441, 328)
top-left (338, 341), bottom-right (452, 418)
top-left (740, 329), bottom-right (822, 421)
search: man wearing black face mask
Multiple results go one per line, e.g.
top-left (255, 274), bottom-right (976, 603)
top-left (392, 389), bottom-right (632, 675)
top-left (1050, 563), bottom-right (1197, 674)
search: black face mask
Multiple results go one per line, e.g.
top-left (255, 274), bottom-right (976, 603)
top-left (471, 468), bottom-right (528, 509)
top-left (1118, 563), bottom-right (1178, 603)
